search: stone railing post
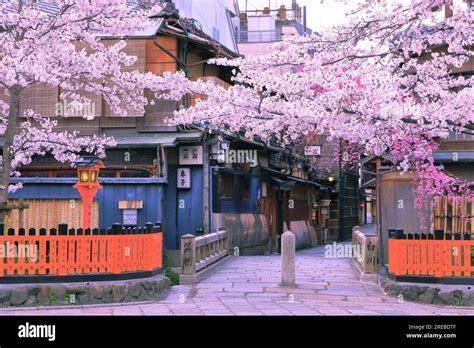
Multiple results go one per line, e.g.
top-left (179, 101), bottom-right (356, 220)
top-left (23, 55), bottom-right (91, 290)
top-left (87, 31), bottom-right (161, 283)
top-left (281, 231), bottom-right (296, 287)
top-left (181, 234), bottom-right (196, 275)
top-left (224, 230), bottom-right (230, 255)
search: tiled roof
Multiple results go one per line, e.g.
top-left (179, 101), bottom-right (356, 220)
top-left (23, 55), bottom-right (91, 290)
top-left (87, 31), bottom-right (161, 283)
top-left (0, 1), bottom-right (238, 57)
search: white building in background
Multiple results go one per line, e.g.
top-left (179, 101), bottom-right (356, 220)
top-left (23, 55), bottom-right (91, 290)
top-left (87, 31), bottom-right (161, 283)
top-left (172, 0), bottom-right (241, 54)
top-left (236, 0), bottom-right (311, 61)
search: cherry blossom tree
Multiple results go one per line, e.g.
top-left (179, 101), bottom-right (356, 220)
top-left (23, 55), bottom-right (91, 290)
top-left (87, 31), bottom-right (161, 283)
top-left (172, 0), bottom-right (473, 204)
top-left (0, 0), bottom-right (191, 222)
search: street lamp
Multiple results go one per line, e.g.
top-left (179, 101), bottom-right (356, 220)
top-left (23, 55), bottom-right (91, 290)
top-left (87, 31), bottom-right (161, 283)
top-left (73, 156), bottom-right (104, 229)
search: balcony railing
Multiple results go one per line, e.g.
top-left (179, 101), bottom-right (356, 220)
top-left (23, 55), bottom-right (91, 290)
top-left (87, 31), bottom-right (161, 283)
top-left (236, 30), bottom-right (283, 43)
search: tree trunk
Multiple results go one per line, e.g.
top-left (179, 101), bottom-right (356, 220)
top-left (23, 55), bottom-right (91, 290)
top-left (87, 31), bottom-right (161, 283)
top-left (0, 87), bottom-right (20, 224)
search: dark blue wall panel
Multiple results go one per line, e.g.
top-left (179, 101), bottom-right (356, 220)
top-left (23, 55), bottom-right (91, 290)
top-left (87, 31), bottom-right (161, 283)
top-left (9, 183), bottom-right (81, 199)
top-left (165, 167), bottom-right (178, 250)
top-left (218, 174), bottom-right (260, 214)
top-left (9, 174), bottom-right (203, 251)
top-left (165, 166), bottom-right (204, 250)
top-left (96, 184), bottom-right (164, 228)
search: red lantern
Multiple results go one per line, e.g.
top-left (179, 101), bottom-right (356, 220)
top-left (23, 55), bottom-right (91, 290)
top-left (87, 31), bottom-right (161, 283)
top-left (73, 157), bottom-right (104, 229)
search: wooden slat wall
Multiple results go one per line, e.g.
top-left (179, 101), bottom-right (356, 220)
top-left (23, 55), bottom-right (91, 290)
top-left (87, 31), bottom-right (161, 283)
top-left (69, 41), bottom-right (105, 119)
top-left (138, 91), bottom-right (177, 129)
top-left (189, 76), bottom-right (231, 107)
top-left (6, 199), bottom-right (99, 232)
top-left (57, 89), bottom-right (102, 119)
top-left (105, 39), bottom-right (147, 117)
top-left (98, 116), bottom-right (137, 128)
top-left (434, 196), bottom-right (473, 234)
top-left (19, 41), bottom-right (105, 119)
top-left (13, 37), bottom-right (182, 133)
top-left (55, 117), bottom-right (101, 136)
top-left (19, 84), bottom-right (58, 118)
top-left (55, 39), bottom-right (147, 125)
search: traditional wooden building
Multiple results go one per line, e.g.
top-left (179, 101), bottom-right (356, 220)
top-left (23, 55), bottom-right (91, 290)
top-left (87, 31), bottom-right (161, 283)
top-left (235, 1), bottom-right (360, 247)
top-left (1, 1), bottom-right (239, 266)
top-left (359, 37), bottom-right (474, 265)
top-left (1, 1), bottom-right (357, 270)
top-left (205, 129), bottom-right (324, 255)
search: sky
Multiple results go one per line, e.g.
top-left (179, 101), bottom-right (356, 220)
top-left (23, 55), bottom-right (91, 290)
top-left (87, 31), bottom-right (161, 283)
top-left (237, 0), bottom-right (362, 33)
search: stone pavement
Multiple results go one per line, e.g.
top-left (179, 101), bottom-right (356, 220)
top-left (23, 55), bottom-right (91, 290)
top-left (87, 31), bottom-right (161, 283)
top-left (1, 245), bottom-right (474, 316)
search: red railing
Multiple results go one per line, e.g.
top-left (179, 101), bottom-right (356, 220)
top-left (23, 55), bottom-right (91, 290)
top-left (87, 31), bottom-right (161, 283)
top-left (388, 230), bottom-right (473, 278)
top-left (0, 224), bottom-right (162, 277)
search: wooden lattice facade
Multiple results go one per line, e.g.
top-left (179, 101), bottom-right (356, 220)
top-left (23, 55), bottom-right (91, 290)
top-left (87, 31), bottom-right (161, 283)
top-left (434, 196), bottom-right (474, 235)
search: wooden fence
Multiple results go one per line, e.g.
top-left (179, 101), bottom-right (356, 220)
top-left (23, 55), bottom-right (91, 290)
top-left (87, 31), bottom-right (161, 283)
top-left (7, 199), bottom-right (99, 231)
top-left (181, 230), bottom-right (228, 280)
top-left (0, 223), bottom-right (162, 278)
top-left (388, 229), bottom-right (474, 278)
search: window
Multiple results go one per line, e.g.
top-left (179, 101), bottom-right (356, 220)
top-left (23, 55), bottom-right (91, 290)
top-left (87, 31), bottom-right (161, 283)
top-left (241, 176), bottom-right (250, 200)
top-left (219, 173), bottom-right (233, 199)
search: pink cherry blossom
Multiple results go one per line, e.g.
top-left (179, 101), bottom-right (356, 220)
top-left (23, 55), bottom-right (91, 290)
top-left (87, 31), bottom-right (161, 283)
top-left (172, 0), bottom-right (473, 204)
top-left (0, 1), bottom-right (193, 215)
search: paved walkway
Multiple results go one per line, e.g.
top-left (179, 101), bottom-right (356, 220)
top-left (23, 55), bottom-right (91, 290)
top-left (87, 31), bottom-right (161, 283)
top-left (2, 245), bottom-right (474, 315)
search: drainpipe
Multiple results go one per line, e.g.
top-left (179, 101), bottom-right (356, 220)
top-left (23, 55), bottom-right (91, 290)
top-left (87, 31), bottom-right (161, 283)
top-left (376, 169), bottom-right (384, 266)
top-left (338, 139), bottom-right (344, 242)
top-left (202, 138), bottom-right (211, 234)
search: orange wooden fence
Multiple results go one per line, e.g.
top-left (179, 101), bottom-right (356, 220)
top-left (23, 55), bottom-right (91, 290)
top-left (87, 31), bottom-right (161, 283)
top-left (388, 232), bottom-right (473, 278)
top-left (0, 225), bottom-right (162, 277)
